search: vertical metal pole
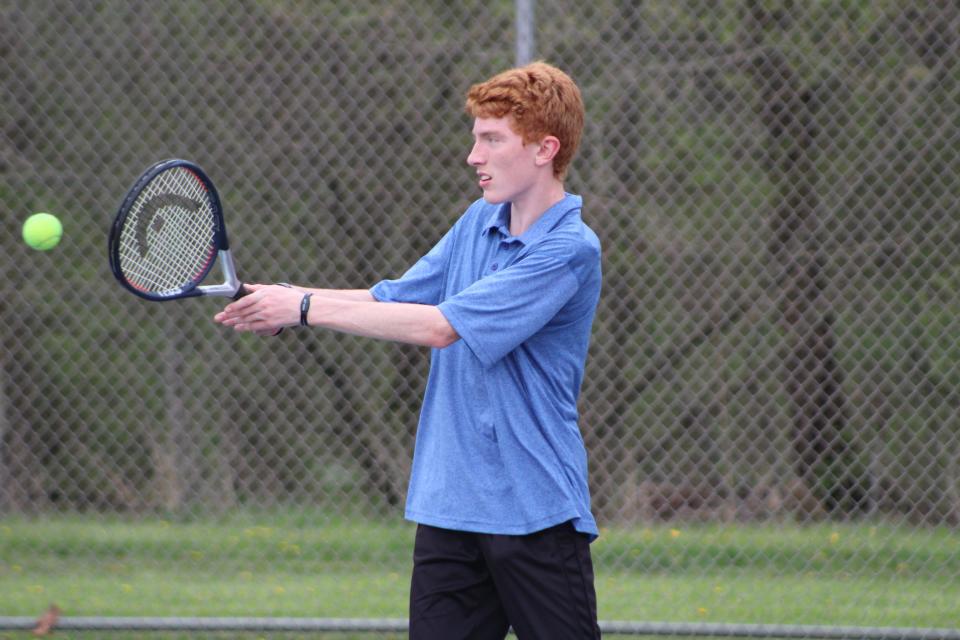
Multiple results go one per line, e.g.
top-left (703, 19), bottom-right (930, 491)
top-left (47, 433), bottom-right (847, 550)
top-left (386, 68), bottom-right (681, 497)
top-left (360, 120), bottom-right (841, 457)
top-left (516, 0), bottom-right (535, 65)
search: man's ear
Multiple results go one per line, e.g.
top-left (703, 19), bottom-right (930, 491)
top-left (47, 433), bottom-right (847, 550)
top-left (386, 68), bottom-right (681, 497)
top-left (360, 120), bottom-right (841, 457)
top-left (535, 136), bottom-right (561, 167)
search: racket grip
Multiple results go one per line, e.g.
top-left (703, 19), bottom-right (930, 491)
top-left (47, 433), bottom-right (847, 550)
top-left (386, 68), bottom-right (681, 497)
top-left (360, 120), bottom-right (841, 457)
top-left (233, 284), bottom-right (251, 300)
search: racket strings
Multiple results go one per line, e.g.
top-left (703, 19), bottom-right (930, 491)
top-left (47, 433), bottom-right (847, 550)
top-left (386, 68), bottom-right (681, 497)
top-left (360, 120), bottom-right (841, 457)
top-left (117, 168), bottom-right (218, 294)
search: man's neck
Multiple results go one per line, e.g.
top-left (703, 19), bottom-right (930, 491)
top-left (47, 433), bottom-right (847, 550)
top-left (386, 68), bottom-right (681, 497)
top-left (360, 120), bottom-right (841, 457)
top-left (508, 179), bottom-right (566, 237)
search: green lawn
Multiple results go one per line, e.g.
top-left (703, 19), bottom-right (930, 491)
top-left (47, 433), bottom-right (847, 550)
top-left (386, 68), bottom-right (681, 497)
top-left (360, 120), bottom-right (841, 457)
top-left (1, 514), bottom-right (957, 637)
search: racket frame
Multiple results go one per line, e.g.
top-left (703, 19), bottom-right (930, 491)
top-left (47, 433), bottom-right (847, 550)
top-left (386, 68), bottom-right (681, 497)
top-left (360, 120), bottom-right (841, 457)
top-left (109, 158), bottom-right (243, 301)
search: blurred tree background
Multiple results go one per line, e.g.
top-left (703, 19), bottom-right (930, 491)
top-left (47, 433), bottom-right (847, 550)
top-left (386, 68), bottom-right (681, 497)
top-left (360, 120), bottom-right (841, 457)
top-left (0, 0), bottom-right (957, 527)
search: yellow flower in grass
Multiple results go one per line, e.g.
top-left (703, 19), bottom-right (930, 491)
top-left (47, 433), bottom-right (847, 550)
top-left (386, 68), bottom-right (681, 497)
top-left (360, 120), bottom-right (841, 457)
top-left (697, 607), bottom-right (708, 616)
top-left (829, 532), bottom-right (840, 545)
top-left (669, 529), bottom-right (681, 539)
top-left (279, 541), bottom-right (301, 556)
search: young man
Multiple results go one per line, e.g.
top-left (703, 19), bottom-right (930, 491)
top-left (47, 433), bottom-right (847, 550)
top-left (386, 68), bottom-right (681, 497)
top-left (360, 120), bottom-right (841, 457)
top-left (215, 61), bottom-right (602, 639)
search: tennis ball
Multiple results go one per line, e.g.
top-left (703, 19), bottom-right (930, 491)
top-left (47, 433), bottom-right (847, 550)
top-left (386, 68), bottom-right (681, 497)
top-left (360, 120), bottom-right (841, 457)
top-left (22, 213), bottom-right (63, 251)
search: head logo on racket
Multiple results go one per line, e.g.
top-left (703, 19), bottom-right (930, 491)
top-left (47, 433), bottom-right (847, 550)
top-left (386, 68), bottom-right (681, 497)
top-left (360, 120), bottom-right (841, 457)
top-left (135, 193), bottom-right (204, 258)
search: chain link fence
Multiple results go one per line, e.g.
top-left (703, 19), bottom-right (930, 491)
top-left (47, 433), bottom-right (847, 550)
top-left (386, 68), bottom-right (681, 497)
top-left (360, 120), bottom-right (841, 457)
top-left (1, 0), bottom-right (958, 636)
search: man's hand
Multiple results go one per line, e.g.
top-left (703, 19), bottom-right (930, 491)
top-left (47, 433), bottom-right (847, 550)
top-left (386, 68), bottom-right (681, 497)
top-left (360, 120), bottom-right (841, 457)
top-left (214, 283), bottom-right (301, 335)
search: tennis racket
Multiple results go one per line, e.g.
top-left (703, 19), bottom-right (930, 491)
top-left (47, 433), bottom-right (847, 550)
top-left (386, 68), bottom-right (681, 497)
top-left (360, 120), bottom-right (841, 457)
top-left (108, 158), bottom-right (247, 301)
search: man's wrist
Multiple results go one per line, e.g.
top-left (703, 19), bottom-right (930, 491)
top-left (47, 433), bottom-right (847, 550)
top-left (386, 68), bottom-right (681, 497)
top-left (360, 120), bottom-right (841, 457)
top-left (271, 283), bottom-right (295, 335)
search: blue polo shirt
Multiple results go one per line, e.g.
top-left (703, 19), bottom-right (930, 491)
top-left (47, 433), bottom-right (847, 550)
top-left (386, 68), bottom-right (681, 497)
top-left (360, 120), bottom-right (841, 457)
top-left (370, 193), bottom-right (601, 539)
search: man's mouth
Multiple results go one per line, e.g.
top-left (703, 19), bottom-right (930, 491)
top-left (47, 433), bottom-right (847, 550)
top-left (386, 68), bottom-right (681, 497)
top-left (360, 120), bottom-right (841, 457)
top-left (478, 173), bottom-right (492, 187)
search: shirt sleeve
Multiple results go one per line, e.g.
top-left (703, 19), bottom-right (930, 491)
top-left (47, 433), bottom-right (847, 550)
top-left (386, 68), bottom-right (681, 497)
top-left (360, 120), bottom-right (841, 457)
top-left (370, 225), bottom-right (454, 305)
top-left (437, 251), bottom-right (580, 367)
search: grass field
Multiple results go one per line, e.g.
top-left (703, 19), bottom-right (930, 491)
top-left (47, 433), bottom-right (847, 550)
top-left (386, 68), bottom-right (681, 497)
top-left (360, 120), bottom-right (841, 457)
top-left (1, 513), bottom-right (957, 638)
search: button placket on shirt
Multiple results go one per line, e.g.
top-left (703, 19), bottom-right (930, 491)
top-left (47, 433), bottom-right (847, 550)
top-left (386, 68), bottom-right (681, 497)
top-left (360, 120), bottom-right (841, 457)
top-left (488, 236), bottom-right (519, 276)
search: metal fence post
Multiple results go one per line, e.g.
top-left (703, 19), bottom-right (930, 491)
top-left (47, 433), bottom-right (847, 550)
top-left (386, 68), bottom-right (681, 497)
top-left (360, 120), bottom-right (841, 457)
top-left (516, 0), bottom-right (535, 65)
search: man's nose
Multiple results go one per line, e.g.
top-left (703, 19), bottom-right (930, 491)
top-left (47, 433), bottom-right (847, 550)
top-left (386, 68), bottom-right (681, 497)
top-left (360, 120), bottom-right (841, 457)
top-left (467, 143), bottom-right (484, 166)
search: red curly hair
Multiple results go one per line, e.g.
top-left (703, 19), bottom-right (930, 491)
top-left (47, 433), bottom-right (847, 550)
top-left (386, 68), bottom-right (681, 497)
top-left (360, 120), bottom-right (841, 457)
top-left (465, 61), bottom-right (585, 180)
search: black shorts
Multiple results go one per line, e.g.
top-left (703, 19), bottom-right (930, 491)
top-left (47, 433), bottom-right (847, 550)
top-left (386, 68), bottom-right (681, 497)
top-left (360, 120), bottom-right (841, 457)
top-left (409, 521), bottom-right (601, 640)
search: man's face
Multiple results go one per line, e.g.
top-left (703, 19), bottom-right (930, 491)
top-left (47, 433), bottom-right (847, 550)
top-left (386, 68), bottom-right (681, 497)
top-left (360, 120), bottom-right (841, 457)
top-left (467, 117), bottom-right (541, 204)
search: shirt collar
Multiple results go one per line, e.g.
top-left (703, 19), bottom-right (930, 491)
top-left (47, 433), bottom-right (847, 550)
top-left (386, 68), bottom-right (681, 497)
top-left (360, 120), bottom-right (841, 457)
top-left (482, 193), bottom-right (582, 245)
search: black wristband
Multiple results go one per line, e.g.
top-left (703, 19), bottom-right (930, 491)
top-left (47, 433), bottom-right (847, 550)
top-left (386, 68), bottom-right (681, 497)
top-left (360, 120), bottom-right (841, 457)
top-left (300, 293), bottom-right (313, 327)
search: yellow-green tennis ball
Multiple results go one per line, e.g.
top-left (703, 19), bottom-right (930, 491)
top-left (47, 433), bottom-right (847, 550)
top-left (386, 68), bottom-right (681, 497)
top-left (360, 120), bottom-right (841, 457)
top-left (22, 213), bottom-right (63, 251)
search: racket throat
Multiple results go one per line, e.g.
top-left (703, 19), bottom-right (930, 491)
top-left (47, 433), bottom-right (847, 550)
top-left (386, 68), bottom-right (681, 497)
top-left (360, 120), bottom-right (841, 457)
top-left (196, 249), bottom-right (243, 298)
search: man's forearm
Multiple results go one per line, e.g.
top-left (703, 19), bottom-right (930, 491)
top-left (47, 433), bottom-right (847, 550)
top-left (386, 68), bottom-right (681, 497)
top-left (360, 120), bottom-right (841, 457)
top-left (306, 296), bottom-right (459, 348)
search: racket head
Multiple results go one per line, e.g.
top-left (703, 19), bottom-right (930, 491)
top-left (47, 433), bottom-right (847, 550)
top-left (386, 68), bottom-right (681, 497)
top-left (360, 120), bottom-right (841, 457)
top-left (109, 159), bottom-right (234, 301)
